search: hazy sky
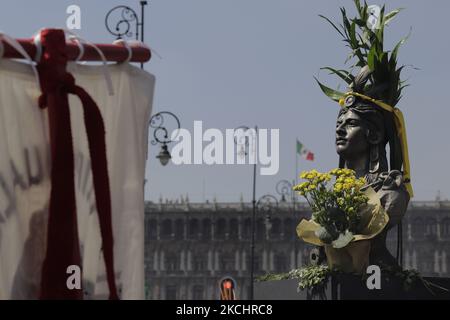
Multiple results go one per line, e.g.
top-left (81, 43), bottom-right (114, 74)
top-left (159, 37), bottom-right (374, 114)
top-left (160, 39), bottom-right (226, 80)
top-left (1, 0), bottom-right (449, 202)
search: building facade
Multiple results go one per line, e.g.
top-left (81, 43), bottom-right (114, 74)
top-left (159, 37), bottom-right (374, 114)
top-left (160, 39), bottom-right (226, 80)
top-left (144, 198), bottom-right (450, 300)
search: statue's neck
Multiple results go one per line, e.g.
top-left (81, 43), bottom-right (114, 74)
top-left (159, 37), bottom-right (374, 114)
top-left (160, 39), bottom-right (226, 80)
top-left (343, 153), bottom-right (369, 178)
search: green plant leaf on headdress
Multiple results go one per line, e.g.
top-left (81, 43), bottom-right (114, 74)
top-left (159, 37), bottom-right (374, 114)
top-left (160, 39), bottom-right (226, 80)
top-left (384, 8), bottom-right (404, 26)
top-left (320, 67), bottom-right (355, 85)
top-left (316, 1), bottom-right (412, 106)
top-left (391, 27), bottom-right (412, 64)
top-left (314, 77), bottom-right (345, 102)
top-left (318, 14), bottom-right (346, 39)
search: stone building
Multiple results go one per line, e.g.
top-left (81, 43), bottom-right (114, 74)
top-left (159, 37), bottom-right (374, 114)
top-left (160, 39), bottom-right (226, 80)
top-left (144, 197), bottom-right (450, 300)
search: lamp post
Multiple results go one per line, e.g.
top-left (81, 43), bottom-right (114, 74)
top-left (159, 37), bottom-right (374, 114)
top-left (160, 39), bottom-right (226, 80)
top-left (253, 194), bottom-right (279, 297)
top-left (233, 125), bottom-right (258, 300)
top-left (105, 1), bottom-right (148, 68)
top-left (276, 180), bottom-right (293, 203)
top-left (149, 111), bottom-right (181, 166)
top-left (275, 179), bottom-right (299, 269)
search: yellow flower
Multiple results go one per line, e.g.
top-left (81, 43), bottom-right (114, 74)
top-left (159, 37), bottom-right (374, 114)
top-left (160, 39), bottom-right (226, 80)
top-left (317, 173), bottom-right (331, 182)
top-left (309, 184), bottom-right (317, 191)
top-left (329, 168), bottom-right (340, 176)
top-left (339, 168), bottom-right (355, 177)
top-left (305, 170), bottom-right (318, 180)
top-left (336, 177), bottom-right (345, 183)
top-left (343, 183), bottom-right (352, 190)
top-left (334, 183), bottom-right (343, 192)
top-left (300, 171), bottom-right (308, 179)
top-left (301, 182), bottom-right (309, 189)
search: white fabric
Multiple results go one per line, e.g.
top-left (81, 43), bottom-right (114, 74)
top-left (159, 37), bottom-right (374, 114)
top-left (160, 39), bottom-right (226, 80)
top-left (63, 30), bottom-right (115, 96)
top-left (0, 32), bottom-right (41, 89)
top-left (112, 39), bottom-right (132, 64)
top-left (0, 59), bottom-right (154, 299)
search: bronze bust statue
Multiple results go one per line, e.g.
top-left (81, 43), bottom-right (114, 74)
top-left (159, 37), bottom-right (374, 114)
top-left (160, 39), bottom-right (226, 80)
top-left (307, 1), bottom-right (414, 270)
top-left (335, 66), bottom-right (410, 268)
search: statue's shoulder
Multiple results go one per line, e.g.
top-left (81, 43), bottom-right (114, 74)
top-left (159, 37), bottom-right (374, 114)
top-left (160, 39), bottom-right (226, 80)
top-left (366, 170), bottom-right (410, 227)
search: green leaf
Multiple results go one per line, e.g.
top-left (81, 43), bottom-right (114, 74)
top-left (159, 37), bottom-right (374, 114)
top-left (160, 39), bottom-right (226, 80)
top-left (314, 77), bottom-right (345, 102)
top-left (320, 67), bottom-right (355, 84)
top-left (341, 7), bottom-right (351, 38)
top-left (349, 20), bottom-right (358, 48)
top-left (353, 0), bottom-right (362, 14)
top-left (361, 1), bottom-right (369, 24)
top-left (319, 14), bottom-right (346, 39)
top-left (367, 45), bottom-right (376, 70)
top-left (356, 33), bottom-right (370, 50)
top-left (391, 27), bottom-right (412, 63)
top-left (375, 5), bottom-right (386, 44)
top-left (352, 18), bottom-right (366, 28)
top-left (384, 8), bottom-right (404, 26)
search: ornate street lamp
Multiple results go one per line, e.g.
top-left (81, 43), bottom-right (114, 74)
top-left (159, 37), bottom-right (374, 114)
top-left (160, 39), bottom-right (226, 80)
top-left (233, 125), bottom-right (258, 300)
top-left (105, 1), bottom-right (148, 68)
top-left (251, 194), bottom-right (279, 298)
top-left (276, 180), bottom-right (293, 203)
top-left (256, 194), bottom-right (279, 232)
top-left (275, 179), bottom-right (300, 269)
top-left (149, 111), bottom-right (181, 166)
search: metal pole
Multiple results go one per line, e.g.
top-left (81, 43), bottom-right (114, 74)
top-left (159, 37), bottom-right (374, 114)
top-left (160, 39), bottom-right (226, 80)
top-left (292, 179), bottom-right (298, 269)
top-left (294, 139), bottom-right (299, 269)
top-left (250, 125), bottom-right (257, 300)
top-left (140, 1), bottom-right (148, 69)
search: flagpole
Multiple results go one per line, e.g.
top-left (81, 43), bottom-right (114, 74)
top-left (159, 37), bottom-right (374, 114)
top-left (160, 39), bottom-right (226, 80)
top-left (294, 139), bottom-right (298, 269)
top-left (295, 138), bottom-right (299, 186)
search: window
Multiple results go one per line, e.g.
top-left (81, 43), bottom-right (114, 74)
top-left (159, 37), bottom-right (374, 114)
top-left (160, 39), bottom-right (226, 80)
top-left (256, 218), bottom-right (266, 241)
top-left (243, 218), bottom-right (251, 239)
top-left (193, 255), bottom-right (207, 272)
top-left (161, 219), bottom-right (172, 239)
top-left (425, 218), bottom-right (437, 238)
top-left (188, 219), bottom-right (199, 239)
top-left (144, 218), bottom-right (157, 242)
top-left (175, 219), bottom-right (184, 240)
top-left (269, 218), bottom-right (282, 239)
top-left (220, 252), bottom-right (235, 271)
top-left (274, 253), bottom-right (288, 272)
top-left (166, 285), bottom-right (177, 300)
top-left (412, 218), bottom-right (424, 238)
top-left (202, 219), bottom-right (212, 240)
top-left (283, 218), bottom-right (294, 240)
top-left (144, 260), bottom-right (153, 275)
top-left (442, 218), bottom-right (450, 238)
top-left (254, 254), bottom-right (263, 273)
top-left (216, 219), bottom-right (226, 239)
top-left (229, 219), bottom-right (239, 239)
top-left (192, 285), bottom-right (204, 300)
top-left (166, 254), bottom-right (179, 272)
top-left (247, 254), bottom-right (263, 273)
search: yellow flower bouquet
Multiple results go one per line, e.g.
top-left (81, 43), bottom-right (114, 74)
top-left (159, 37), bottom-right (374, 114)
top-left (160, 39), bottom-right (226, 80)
top-left (294, 169), bottom-right (389, 273)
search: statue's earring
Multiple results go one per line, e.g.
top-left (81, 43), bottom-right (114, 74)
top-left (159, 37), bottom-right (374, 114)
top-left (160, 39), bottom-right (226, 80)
top-left (369, 144), bottom-right (379, 173)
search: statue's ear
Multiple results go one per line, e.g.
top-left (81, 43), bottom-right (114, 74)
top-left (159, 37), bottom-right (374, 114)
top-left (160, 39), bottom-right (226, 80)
top-left (367, 130), bottom-right (383, 145)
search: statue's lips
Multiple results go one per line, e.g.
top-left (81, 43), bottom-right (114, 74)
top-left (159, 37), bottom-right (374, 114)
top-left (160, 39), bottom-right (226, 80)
top-left (336, 138), bottom-right (347, 145)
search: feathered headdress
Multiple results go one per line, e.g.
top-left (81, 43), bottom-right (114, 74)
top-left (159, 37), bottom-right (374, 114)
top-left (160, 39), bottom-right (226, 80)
top-left (315, 0), bottom-right (413, 197)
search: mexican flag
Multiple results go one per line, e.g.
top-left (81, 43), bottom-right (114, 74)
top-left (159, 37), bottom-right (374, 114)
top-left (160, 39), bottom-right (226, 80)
top-left (296, 139), bottom-right (314, 161)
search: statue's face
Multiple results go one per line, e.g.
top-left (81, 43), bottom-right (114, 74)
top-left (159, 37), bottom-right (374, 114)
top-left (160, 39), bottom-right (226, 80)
top-left (335, 109), bottom-right (369, 158)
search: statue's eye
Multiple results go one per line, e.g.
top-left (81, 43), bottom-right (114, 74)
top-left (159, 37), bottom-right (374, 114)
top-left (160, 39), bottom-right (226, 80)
top-left (347, 120), bottom-right (359, 126)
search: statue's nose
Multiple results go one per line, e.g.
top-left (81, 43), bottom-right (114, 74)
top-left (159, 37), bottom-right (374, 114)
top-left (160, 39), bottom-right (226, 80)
top-left (336, 122), bottom-right (346, 135)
